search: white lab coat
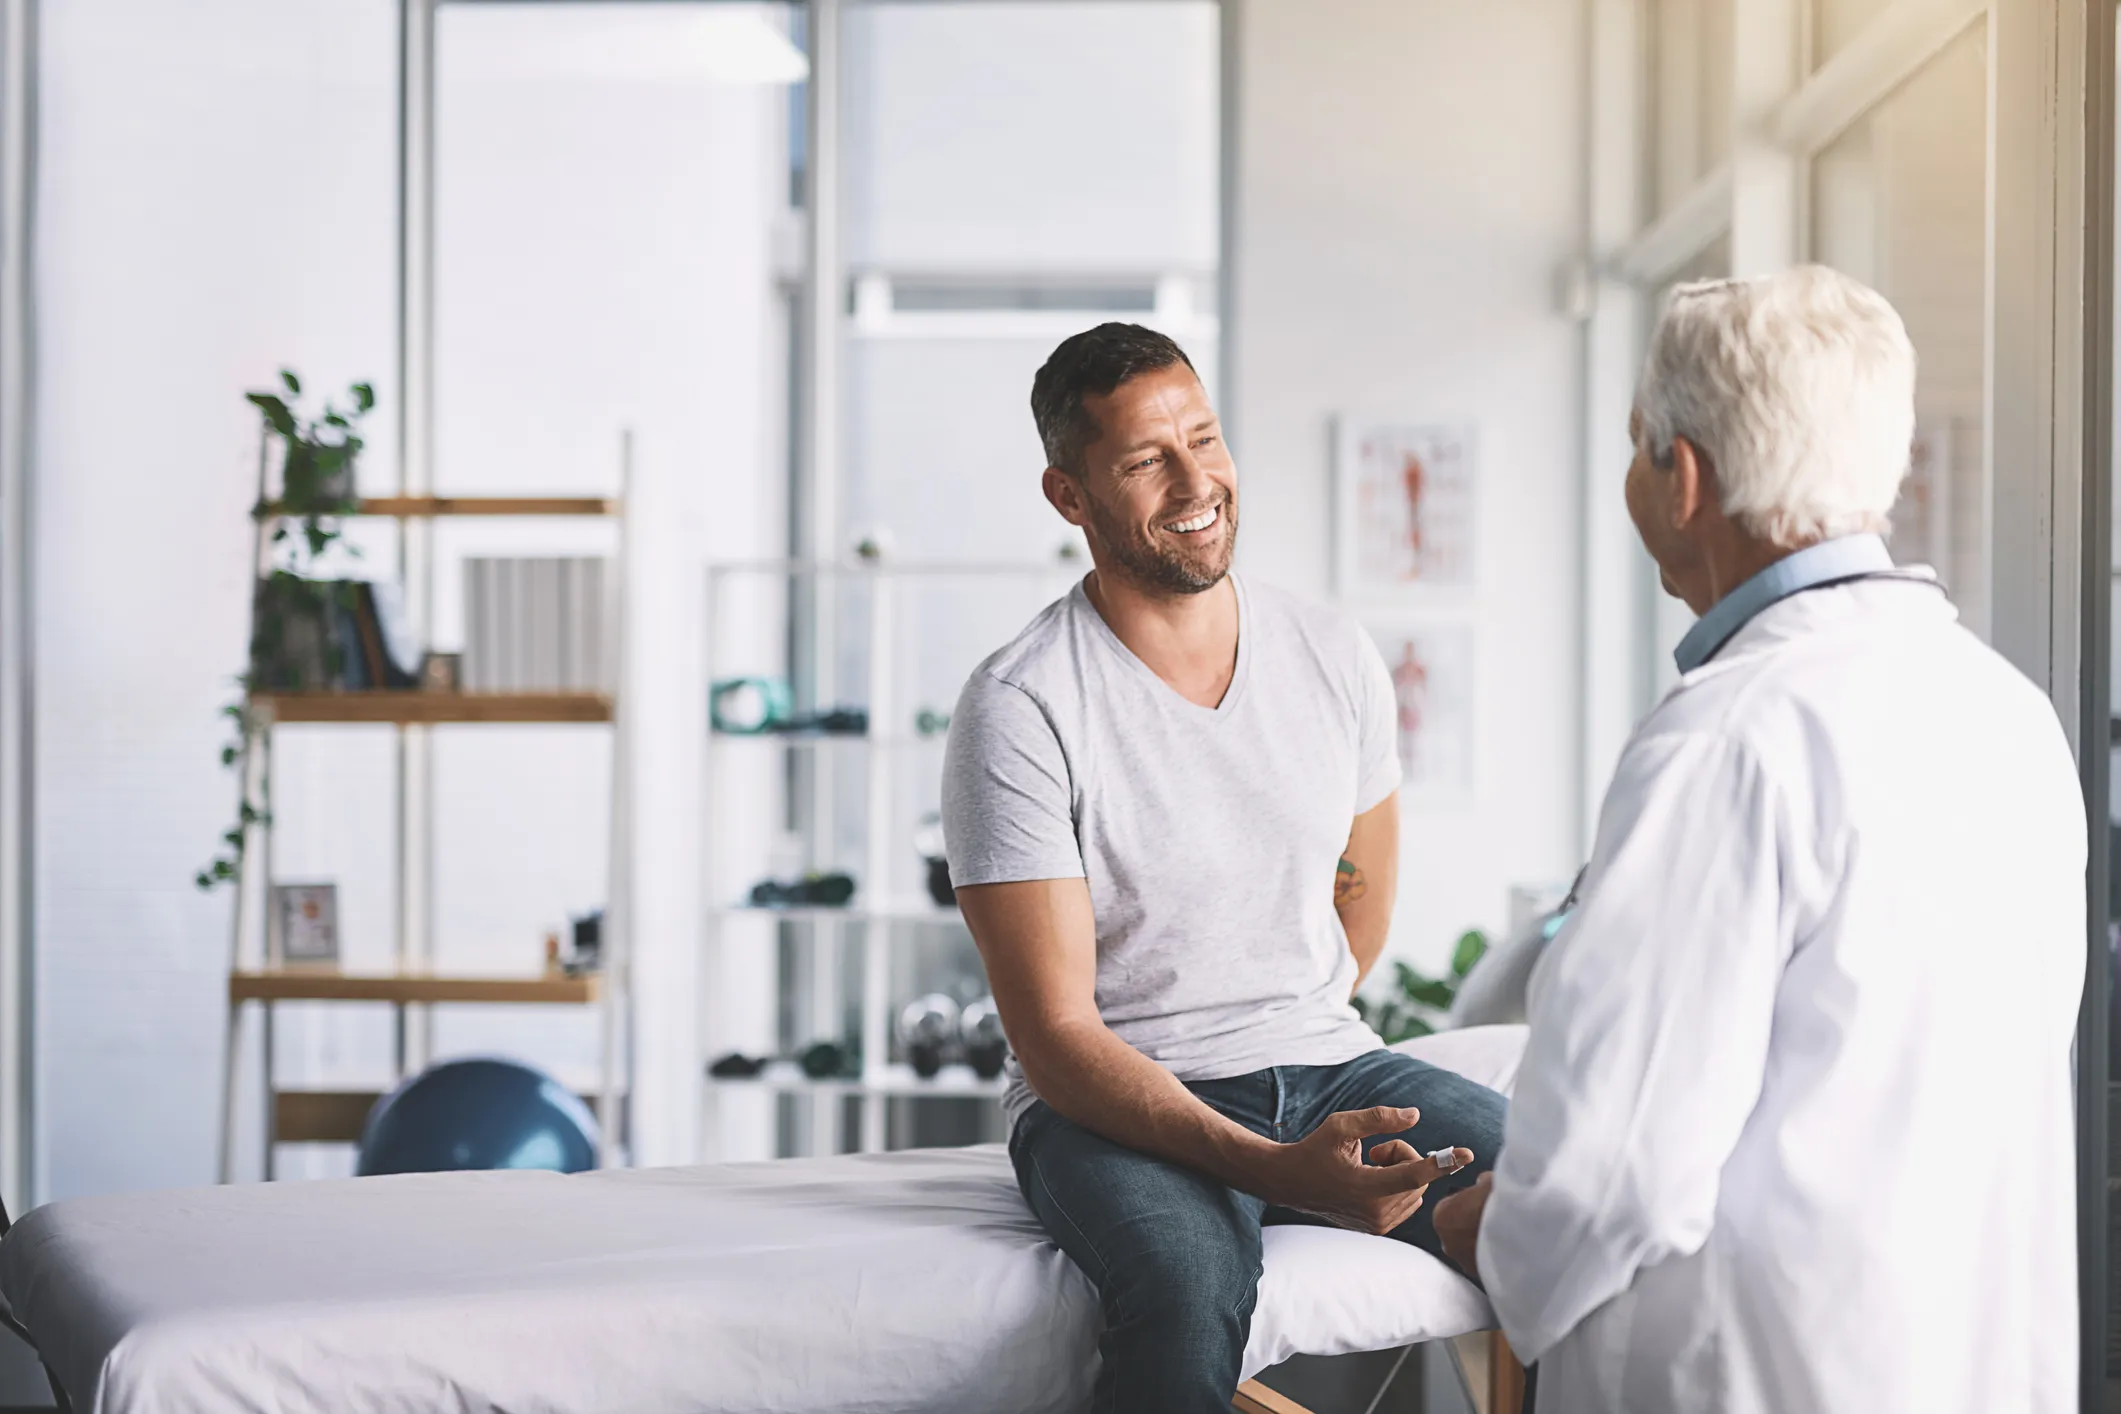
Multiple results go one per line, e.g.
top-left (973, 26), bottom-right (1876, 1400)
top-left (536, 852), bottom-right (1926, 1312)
top-left (1479, 578), bottom-right (2085, 1414)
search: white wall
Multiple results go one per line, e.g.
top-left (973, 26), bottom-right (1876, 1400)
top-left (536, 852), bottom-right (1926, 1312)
top-left (1230, 0), bottom-right (1588, 971)
top-left (35, 0), bottom-right (401, 1200)
top-left (32, 0), bottom-right (788, 1197)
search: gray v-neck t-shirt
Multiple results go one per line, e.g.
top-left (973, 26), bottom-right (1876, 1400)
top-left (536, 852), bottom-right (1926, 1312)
top-left (941, 574), bottom-right (1398, 1125)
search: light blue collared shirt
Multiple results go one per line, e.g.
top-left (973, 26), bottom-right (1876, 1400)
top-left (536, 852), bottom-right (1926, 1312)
top-left (1672, 532), bottom-right (1895, 674)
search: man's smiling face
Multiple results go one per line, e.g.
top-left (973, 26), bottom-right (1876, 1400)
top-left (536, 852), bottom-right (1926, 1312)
top-left (1055, 361), bottom-right (1238, 596)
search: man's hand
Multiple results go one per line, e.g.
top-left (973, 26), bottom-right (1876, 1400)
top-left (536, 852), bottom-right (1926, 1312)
top-left (1255, 1105), bottom-right (1474, 1236)
top-left (1432, 1170), bottom-right (1493, 1278)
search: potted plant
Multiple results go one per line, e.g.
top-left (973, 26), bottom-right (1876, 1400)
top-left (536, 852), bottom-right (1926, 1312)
top-left (1352, 928), bottom-right (1489, 1042)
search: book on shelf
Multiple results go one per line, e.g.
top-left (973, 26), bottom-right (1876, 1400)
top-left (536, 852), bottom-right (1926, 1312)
top-left (251, 576), bottom-right (421, 694)
top-left (363, 581), bottom-right (422, 687)
top-left (463, 556), bottom-right (612, 694)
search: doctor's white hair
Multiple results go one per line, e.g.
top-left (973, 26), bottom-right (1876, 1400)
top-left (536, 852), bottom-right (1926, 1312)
top-left (1635, 265), bottom-right (1916, 548)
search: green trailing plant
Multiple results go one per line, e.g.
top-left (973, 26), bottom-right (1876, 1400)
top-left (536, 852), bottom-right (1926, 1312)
top-left (1352, 928), bottom-right (1489, 1043)
top-left (194, 701), bottom-right (265, 890)
top-left (196, 370), bottom-right (376, 892)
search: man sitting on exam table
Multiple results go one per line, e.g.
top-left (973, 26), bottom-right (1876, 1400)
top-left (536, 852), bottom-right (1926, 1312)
top-left (1428, 266), bottom-right (2086, 1414)
top-left (941, 322), bottom-right (1508, 1414)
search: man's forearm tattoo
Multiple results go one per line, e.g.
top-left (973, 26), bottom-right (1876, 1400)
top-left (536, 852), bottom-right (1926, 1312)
top-left (1335, 856), bottom-right (1368, 907)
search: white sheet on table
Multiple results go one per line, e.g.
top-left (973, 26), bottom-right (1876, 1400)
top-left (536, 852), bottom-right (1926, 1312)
top-left (1, 1027), bottom-right (1523, 1414)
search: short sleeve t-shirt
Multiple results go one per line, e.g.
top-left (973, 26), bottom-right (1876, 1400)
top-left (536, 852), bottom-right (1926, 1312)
top-left (940, 574), bottom-right (1396, 1125)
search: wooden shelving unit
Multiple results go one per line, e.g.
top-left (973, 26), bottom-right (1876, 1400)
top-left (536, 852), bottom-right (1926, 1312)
top-left (219, 489), bottom-right (632, 1181)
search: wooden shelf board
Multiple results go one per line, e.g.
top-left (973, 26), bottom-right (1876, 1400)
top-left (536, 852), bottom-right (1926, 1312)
top-left (274, 1090), bottom-right (385, 1144)
top-left (273, 1085), bottom-right (613, 1143)
top-left (260, 495), bottom-right (617, 519)
top-left (231, 968), bottom-right (601, 1005)
top-left (254, 691), bottom-right (614, 724)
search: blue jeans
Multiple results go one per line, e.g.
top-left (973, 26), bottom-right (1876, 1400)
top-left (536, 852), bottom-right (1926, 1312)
top-left (1009, 1047), bottom-right (1507, 1414)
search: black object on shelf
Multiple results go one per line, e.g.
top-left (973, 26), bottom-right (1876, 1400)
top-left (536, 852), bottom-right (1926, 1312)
top-left (924, 857), bottom-right (955, 908)
top-left (749, 873), bottom-right (857, 908)
top-left (913, 813), bottom-right (955, 907)
top-left (782, 707), bottom-right (867, 736)
top-left (798, 1040), bottom-right (859, 1080)
top-left (563, 909), bottom-right (602, 976)
top-left (707, 1051), bottom-right (768, 1079)
top-left (897, 994), bottom-right (960, 1078)
top-left (962, 996), bottom-right (1008, 1079)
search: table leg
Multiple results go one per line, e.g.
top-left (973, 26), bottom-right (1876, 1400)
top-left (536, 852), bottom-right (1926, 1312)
top-left (261, 999), bottom-right (276, 1182)
top-left (1232, 1379), bottom-right (1313, 1413)
top-left (216, 999), bottom-right (243, 1184)
top-left (1487, 1330), bottom-right (1526, 1414)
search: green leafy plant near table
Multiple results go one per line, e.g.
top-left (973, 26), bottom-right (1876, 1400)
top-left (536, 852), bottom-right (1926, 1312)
top-left (1352, 928), bottom-right (1488, 1042)
top-left (195, 370), bottom-right (376, 891)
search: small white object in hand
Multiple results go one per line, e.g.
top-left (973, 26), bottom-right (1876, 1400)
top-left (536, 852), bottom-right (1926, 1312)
top-left (1427, 1148), bottom-right (1466, 1173)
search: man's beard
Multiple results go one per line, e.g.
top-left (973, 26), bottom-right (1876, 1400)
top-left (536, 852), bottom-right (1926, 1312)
top-left (1083, 488), bottom-right (1238, 596)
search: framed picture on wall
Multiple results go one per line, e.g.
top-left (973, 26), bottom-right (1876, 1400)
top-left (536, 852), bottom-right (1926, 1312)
top-left (1334, 419), bottom-right (1479, 598)
top-left (1361, 617), bottom-right (1475, 807)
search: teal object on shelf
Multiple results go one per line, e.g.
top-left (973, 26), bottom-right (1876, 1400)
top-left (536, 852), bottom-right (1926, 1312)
top-left (710, 676), bottom-right (794, 734)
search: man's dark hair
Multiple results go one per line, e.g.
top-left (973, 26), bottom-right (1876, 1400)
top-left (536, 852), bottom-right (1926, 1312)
top-left (1030, 323), bottom-right (1196, 476)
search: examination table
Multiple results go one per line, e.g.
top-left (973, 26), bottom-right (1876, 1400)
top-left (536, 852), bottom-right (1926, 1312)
top-left (0, 1026), bottom-right (1526, 1414)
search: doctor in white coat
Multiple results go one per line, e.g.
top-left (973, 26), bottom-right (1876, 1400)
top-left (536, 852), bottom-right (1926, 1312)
top-left (1430, 265), bottom-right (2087, 1413)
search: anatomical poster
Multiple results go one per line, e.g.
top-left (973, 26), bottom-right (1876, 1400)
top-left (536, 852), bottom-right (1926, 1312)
top-left (1335, 420), bottom-right (1478, 597)
top-left (1362, 619), bottom-right (1474, 805)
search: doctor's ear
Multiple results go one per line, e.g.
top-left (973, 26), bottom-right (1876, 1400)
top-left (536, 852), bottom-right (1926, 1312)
top-left (1042, 466), bottom-right (1091, 528)
top-left (1666, 435), bottom-right (1715, 529)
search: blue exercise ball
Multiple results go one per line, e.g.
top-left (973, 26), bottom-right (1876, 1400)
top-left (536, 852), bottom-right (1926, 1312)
top-left (357, 1056), bottom-right (599, 1177)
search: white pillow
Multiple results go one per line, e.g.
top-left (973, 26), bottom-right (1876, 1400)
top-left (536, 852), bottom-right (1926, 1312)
top-left (1239, 1024), bottom-right (1529, 1375)
top-left (1243, 1225), bottom-right (1493, 1377)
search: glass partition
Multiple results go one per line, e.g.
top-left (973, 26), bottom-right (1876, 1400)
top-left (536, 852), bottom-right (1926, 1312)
top-left (1810, 25), bottom-right (1990, 635)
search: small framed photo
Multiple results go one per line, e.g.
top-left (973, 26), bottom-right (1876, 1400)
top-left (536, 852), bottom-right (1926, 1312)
top-left (420, 650), bottom-right (462, 693)
top-left (271, 883), bottom-right (340, 965)
top-left (1335, 419), bottom-right (1479, 598)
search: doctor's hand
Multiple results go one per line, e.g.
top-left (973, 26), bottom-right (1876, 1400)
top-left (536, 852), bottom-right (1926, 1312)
top-left (1432, 1170), bottom-right (1493, 1280)
top-left (1256, 1106), bottom-right (1473, 1236)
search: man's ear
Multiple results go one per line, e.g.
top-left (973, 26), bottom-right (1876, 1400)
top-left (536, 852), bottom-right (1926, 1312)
top-left (1042, 466), bottom-right (1089, 528)
top-left (1667, 435), bottom-right (1712, 530)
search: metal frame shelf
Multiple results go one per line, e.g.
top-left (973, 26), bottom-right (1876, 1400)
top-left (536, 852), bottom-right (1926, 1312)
top-left (708, 1061), bottom-right (1006, 1099)
top-left (700, 558), bottom-right (1074, 1160)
